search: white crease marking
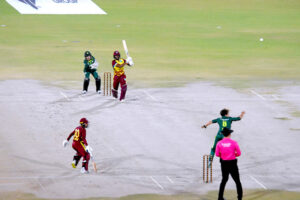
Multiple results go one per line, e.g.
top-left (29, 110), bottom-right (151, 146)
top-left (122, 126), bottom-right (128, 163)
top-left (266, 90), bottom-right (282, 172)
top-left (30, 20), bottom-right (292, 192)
top-left (37, 179), bottom-right (47, 192)
top-left (250, 90), bottom-right (266, 101)
top-left (249, 175), bottom-right (268, 190)
top-left (166, 176), bottom-right (174, 184)
top-left (271, 94), bottom-right (279, 100)
top-left (150, 176), bottom-right (164, 190)
top-left (143, 90), bottom-right (158, 102)
top-left (60, 91), bottom-right (71, 101)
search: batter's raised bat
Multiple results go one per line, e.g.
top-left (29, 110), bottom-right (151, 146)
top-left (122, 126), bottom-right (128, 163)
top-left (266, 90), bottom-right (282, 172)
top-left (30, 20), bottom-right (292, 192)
top-left (122, 40), bottom-right (129, 57)
top-left (122, 40), bottom-right (134, 66)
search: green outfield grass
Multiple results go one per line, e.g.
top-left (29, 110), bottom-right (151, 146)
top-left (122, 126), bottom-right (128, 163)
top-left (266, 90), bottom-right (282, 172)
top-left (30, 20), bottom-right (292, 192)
top-left (2, 190), bottom-right (300, 200)
top-left (0, 0), bottom-right (300, 85)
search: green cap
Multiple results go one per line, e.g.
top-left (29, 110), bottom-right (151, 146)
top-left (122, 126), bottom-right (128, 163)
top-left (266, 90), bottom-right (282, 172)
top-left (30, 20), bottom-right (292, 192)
top-left (84, 51), bottom-right (92, 57)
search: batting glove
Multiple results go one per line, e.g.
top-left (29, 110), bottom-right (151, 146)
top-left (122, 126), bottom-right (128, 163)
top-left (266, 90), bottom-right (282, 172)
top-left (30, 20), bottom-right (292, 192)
top-left (86, 146), bottom-right (93, 153)
top-left (63, 140), bottom-right (68, 147)
top-left (126, 57), bottom-right (134, 66)
top-left (129, 60), bottom-right (134, 66)
top-left (126, 57), bottom-right (132, 63)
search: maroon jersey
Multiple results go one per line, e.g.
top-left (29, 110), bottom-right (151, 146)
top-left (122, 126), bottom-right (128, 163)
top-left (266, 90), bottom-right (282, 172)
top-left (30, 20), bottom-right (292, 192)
top-left (112, 58), bottom-right (127, 76)
top-left (67, 126), bottom-right (88, 146)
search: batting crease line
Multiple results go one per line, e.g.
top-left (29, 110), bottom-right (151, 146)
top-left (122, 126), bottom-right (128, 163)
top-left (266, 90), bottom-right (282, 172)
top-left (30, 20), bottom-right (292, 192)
top-left (37, 179), bottom-right (47, 192)
top-left (150, 176), bottom-right (164, 190)
top-left (166, 176), bottom-right (174, 184)
top-left (250, 90), bottom-right (266, 101)
top-left (60, 91), bottom-right (71, 101)
top-left (249, 175), bottom-right (268, 190)
top-left (271, 94), bottom-right (279, 100)
top-left (143, 90), bottom-right (158, 102)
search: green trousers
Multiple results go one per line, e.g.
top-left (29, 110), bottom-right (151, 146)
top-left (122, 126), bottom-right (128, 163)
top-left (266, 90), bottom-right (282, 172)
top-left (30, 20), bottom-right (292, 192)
top-left (85, 71), bottom-right (99, 79)
top-left (210, 133), bottom-right (224, 160)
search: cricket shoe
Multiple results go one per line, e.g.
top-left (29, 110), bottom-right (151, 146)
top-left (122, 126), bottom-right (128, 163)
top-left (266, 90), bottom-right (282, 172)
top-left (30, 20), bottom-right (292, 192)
top-left (80, 167), bottom-right (89, 174)
top-left (82, 90), bottom-right (87, 94)
top-left (97, 90), bottom-right (101, 94)
top-left (71, 161), bottom-right (76, 168)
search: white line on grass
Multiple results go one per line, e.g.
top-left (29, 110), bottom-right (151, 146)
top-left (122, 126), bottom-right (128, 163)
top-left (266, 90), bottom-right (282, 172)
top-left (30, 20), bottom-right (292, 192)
top-left (37, 180), bottom-right (47, 192)
top-left (60, 91), bottom-right (71, 101)
top-left (166, 176), bottom-right (174, 184)
top-left (143, 90), bottom-right (158, 102)
top-left (249, 175), bottom-right (268, 190)
top-left (150, 176), bottom-right (164, 190)
top-left (250, 90), bottom-right (266, 101)
top-left (271, 94), bottom-right (279, 100)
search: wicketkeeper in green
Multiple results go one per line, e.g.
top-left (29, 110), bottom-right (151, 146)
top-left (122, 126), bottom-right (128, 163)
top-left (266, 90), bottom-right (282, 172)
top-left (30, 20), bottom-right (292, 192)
top-left (202, 109), bottom-right (245, 166)
top-left (82, 51), bottom-right (101, 94)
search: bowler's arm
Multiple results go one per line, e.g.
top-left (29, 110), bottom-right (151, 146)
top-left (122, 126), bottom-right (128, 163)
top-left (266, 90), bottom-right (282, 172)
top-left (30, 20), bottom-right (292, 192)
top-left (202, 118), bottom-right (218, 128)
top-left (239, 111), bottom-right (245, 119)
top-left (232, 111), bottom-right (246, 121)
top-left (202, 121), bottom-right (213, 128)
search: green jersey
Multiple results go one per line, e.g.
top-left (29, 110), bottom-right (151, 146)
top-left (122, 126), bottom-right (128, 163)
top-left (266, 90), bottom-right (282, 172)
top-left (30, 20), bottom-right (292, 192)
top-left (212, 116), bottom-right (241, 135)
top-left (83, 56), bottom-right (98, 73)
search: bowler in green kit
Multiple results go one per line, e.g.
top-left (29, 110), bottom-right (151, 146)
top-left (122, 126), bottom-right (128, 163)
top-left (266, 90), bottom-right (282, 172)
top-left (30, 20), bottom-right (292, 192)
top-left (202, 109), bottom-right (245, 166)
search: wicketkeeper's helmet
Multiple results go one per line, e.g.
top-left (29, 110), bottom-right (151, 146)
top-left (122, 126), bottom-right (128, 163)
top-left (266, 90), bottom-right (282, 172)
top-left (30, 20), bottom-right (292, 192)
top-left (84, 51), bottom-right (92, 57)
top-left (113, 50), bottom-right (120, 58)
top-left (80, 118), bottom-right (89, 126)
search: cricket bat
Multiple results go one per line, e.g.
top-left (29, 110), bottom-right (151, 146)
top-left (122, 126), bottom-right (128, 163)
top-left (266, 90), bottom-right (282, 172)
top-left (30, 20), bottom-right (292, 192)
top-left (92, 160), bottom-right (97, 173)
top-left (122, 40), bottom-right (130, 57)
top-left (90, 152), bottom-right (98, 173)
top-left (122, 40), bottom-right (134, 66)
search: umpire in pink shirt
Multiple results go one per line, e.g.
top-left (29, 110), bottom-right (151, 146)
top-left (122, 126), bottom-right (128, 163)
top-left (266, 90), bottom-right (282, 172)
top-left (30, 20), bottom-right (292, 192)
top-left (216, 127), bottom-right (243, 200)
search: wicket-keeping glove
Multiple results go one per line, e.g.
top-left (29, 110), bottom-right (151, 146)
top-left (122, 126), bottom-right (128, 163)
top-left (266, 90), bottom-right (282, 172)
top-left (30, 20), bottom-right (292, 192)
top-left (90, 60), bottom-right (99, 69)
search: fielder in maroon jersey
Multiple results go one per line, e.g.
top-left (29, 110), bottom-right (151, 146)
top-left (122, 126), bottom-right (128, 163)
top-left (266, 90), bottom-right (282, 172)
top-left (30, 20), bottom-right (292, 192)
top-left (63, 118), bottom-right (92, 174)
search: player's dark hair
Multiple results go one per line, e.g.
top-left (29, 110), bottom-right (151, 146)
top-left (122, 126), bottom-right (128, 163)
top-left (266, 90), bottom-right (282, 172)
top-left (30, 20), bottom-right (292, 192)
top-left (220, 109), bottom-right (229, 116)
top-left (222, 127), bottom-right (233, 136)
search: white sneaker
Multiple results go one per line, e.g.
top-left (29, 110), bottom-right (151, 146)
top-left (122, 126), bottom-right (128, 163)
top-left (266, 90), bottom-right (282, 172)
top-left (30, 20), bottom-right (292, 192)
top-left (82, 90), bottom-right (87, 94)
top-left (97, 90), bottom-right (101, 94)
top-left (80, 167), bottom-right (89, 174)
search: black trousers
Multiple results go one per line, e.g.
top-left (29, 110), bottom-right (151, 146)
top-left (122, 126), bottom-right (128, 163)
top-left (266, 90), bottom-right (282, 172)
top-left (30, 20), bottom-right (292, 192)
top-left (218, 159), bottom-right (243, 200)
